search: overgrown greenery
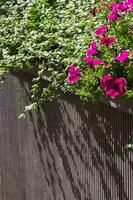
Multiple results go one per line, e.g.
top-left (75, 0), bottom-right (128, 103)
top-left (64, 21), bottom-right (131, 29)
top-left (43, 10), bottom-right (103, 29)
top-left (0, 0), bottom-right (133, 117)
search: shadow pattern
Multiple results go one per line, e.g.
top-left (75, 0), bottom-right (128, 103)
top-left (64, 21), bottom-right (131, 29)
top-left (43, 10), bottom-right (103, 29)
top-left (3, 73), bottom-right (133, 200)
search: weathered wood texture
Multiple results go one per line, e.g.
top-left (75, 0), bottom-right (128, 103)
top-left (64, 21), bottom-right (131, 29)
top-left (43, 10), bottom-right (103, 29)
top-left (0, 74), bottom-right (133, 200)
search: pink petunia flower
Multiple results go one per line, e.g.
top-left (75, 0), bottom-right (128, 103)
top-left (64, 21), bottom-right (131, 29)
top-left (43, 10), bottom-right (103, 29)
top-left (86, 40), bottom-right (98, 56)
top-left (100, 74), bottom-right (112, 90)
top-left (125, 0), bottom-right (133, 7)
top-left (94, 25), bottom-right (109, 36)
top-left (100, 75), bottom-right (127, 98)
top-left (111, 1), bottom-right (128, 12)
top-left (116, 2), bottom-right (128, 12)
top-left (85, 56), bottom-right (103, 67)
top-left (67, 64), bottom-right (80, 84)
top-left (108, 11), bottom-right (119, 21)
top-left (90, 40), bottom-right (97, 49)
top-left (101, 37), bottom-right (117, 46)
top-left (110, 2), bottom-right (117, 9)
top-left (114, 50), bottom-right (130, 62)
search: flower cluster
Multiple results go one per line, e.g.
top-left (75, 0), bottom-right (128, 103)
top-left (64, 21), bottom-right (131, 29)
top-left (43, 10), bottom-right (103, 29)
top-left (67, 0), bottom-right (133, 100)
top-left (108, 0), bottom-right (133, 21)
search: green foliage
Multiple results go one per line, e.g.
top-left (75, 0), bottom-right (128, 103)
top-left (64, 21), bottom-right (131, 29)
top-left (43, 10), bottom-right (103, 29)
top-left (75, 66), bottom-right (105, 102)
top-left (0, 0), bottom-right (96, 114)
top-left (0, 0), bottom-right (94, 70)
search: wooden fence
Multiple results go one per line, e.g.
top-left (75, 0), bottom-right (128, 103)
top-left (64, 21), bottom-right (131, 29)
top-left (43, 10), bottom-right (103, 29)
top-left (0, 73), bottom-right (133, 200)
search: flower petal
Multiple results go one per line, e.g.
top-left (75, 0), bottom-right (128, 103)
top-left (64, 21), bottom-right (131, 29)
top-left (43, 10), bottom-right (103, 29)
top-left (67, 64), bottom-right (80, 84)
top-left (114, 50), bottom-right (130, 62)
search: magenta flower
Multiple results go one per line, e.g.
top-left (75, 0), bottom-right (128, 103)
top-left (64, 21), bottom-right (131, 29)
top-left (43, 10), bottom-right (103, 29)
top-left (108, 11), bottom-right (119, 21)
top-left (90, 40), bottom-right (97, 49)
top-left (100, 74), bottom-right (112, 90)
top-left (110, 1), bottom-right (128, 12)
top-left (67, 64), bottom-right (80, 84)
top-left (114, 50), bottom-right (130, 62)
top-left (101, 37), bottom-right (117, 46)
top-left (86, 40), bottom-right (98, 56)
top-left (125, 0), bottom-right (133, 12)
top-left (94, 25), bottom-right (109, 36)
top-left (85, 56), bottom-right (103, 67)
top-left (116, 2), bottom-right (128, 12)
top-left (110, 2), bottom-right (117, 9)
top-left (125, 0), bottom-right (133, 7)
top-left (100, 75), bottom-right (127, 99)
top-left (126, 0), bottom-right (133, 4)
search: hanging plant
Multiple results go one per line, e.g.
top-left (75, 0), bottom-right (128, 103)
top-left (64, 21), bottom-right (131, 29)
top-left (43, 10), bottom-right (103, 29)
top-left (0, 0), bottom-right (133, 117)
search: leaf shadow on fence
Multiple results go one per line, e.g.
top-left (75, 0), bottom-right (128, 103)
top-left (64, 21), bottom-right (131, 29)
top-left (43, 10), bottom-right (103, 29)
top-left (17, 72), bottom-right (133, 200)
